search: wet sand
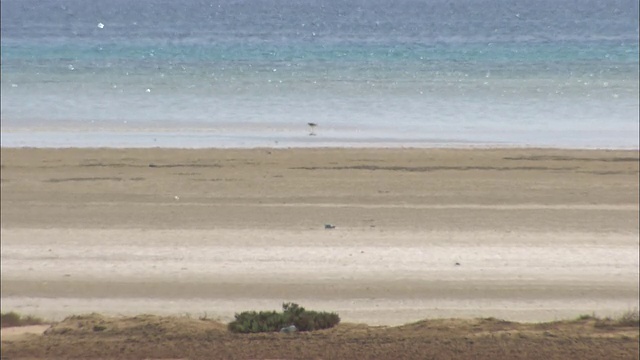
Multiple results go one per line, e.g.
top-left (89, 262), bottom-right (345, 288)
top-left (1, 148), bottom-right (638, 325)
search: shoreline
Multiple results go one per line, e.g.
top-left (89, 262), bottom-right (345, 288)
top-left (2, 129), bottom-right (638, 150)
top-left (2, 145), bottom-right (640, 150)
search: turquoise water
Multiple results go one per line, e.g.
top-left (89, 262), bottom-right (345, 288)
top-left (1, 0), bottom-right (638, 148)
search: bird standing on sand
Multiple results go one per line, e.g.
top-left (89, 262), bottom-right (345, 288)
top-left (308, 122), bottom-right (317, 136)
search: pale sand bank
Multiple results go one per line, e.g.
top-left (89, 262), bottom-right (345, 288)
top-left (1, 148), bottom-right (638, 325)
top-left (1, 229), bottom-right (638, 325)
top-left (0, 325), bottom-right (50, 342)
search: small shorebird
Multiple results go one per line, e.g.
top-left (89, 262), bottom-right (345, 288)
top-left (308, 122), bottom-right (317, 136)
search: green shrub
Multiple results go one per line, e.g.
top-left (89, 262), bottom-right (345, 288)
top-left (228, 303), bottom-right (340, 333)
top-left (1, 312), bottom-right (21, 327)
top-left (228, 310), bottom-right (287, 333)
top-left (1, 311), bottom-right (46, 328)
top-left (576, 313), bottom-right (597, 321)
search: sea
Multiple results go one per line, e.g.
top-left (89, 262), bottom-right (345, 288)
top-left (1, 0), bottom-right (638, 148)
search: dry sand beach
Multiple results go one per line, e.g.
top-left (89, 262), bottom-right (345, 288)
top-left (1, 147), bottom-right (639, 358)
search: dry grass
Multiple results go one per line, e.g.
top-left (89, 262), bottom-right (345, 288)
top-left (591, 309), bottom-right (640, 329)
top-left (2, 313), bottom-right (639, 360)
top-left (617, 309), bottom-right (640, 327)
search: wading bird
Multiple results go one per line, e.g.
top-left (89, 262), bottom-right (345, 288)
top-left (308, 122), bottom-right (317, 136)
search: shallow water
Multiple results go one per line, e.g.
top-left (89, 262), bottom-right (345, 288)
top-left (1, 0), bottom-right (638, 148)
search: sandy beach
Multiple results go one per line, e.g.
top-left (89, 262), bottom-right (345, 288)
top-left (1, 148), bottom-right (638, 325)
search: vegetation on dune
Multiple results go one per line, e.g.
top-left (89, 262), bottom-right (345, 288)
top-left (615, 309), bottom-right (640, 327)
top-left (594, 309), bottom-right (640, 328)
top-left (2, 309), bottom-right (639, 359)
top-left (228, 302), bottom-right (340, 333)
top-left (576, 309), bottom-right (639, 328)
top-left (1, 311), bottom-right (47, 328)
